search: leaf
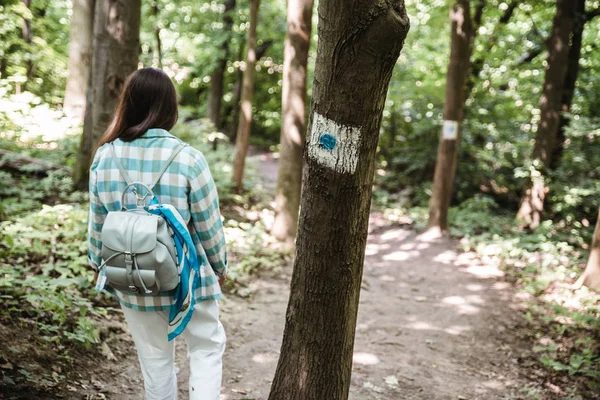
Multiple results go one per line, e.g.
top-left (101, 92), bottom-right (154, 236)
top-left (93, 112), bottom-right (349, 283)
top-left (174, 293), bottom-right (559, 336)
top-left (0, 362), bottom-right (13, 369)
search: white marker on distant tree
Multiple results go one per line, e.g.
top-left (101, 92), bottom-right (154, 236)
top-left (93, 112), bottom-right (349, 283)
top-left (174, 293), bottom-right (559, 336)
top-left (442, 120), bottom-right (459, 140)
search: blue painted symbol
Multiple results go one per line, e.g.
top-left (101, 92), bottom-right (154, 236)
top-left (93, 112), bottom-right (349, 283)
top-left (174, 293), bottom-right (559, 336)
top-left (319, 133), bottom-right (337, 150)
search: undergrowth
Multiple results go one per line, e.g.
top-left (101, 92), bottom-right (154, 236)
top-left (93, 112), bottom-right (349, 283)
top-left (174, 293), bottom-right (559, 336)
top-left (449, 196), bottom-right (600, 396)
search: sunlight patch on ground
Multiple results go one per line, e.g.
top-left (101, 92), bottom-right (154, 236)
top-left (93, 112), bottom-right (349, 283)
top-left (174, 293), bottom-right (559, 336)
top-left (433, 250), bottom-right (457, 264)
top-left (462, 264), bottom-right (504, 279)
top-left (444, 325), bottom-right (471, 335)
top-left (481, 379), bottom-right (505, 390)
top-left (441, 296), bottom-right (482, 315)
top-left (465, 283), bottom-right (484, 291)
top-left (406, 321), bottom-right (438, 331)
top-left (365, 242), bottom-right (390, 256)
top-left (353, 352), bottom-right (380, 366)
top-left (252, 352), bottom-right (278, 364)
top-left (383, 250), bottom-right (420, 262)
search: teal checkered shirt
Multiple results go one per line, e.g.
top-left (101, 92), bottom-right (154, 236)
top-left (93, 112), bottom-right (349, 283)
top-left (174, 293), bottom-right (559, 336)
top-left (88, 128), bottom-right (228, 311)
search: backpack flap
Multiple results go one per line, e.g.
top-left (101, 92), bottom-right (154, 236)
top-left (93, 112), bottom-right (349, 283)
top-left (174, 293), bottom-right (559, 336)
top-left (102, 211), bottom-right (159, 256)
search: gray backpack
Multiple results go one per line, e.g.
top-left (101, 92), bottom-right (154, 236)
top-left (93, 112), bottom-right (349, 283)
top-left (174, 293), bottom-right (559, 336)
top-left (98, 142), bottom-right (186, 295)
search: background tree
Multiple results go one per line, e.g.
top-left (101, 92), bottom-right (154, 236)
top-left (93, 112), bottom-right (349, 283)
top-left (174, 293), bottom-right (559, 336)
top-left (207, 0), bottom-right (236, 130)
top-left (20, 0), bottom-right (33, 85)
top-left (232, 0), bottom-right (260, 190)
top-left (151, 0), bottom-right (162, 68)
top-left (516, 0), bottom-right (575, 229)
top-left (577, 208), bottom-right (600, 290)
top-left (72, 0), bottom-right (141, 190)
top-left (267, 0), bottom-right (410, 398)
top-left (63, 0), bottom-right (95, 122)
top-left (426, 0), bottom-right (477, 235)
top-left (271, 0), bottom-right (314, 244)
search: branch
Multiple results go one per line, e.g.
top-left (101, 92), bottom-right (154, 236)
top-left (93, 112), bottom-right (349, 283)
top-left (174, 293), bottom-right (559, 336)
top-left (0, 150), bottom-right (71, 175)
top-left (586, 8), bottom-right (600, 21)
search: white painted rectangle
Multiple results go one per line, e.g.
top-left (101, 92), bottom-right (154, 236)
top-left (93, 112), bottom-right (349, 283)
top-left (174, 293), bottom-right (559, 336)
top-left (442, 120), bottom-right (459, 140)
top-left (308, 112), bottom-right (362, 174)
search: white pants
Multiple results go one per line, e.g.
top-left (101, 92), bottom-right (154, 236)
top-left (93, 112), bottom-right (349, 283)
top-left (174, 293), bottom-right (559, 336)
top-left (120, 300), bottom-right (226, 400)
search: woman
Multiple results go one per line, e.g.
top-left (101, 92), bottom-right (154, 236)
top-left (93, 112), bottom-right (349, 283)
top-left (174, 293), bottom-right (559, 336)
top-left (87, 67), bottom-right (228, 400)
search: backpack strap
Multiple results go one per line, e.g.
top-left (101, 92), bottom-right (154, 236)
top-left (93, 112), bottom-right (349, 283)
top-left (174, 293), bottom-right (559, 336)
top-left (109, 142), bottom-right (134, 186)
top-left (148, 143), bottom-right (187, 190)
top-left (110, 141), bottom-right (187, 204)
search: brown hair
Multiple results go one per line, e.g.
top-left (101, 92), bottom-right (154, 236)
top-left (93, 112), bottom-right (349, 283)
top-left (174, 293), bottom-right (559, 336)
top-left (96, 67), bottom-right (178, 148)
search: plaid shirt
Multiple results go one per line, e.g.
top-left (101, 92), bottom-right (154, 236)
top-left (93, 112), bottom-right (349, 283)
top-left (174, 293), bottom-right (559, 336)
top-left (88, 128), bottom-right (228, 311)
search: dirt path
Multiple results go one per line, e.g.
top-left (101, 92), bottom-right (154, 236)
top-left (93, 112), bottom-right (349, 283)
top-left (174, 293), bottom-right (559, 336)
top-left (102, 154), bottom-right (532, 400)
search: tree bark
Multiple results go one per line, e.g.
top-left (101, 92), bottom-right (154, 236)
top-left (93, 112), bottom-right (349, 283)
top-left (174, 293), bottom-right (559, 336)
top-left (577, 208), bottom-right (600, 290)
top-left (271, 0), bottom-right (314, 245)
top-left (228, 39), bottom-right (272, 141)
top-left (64, 0), bottom-right (95, 122)
top-left (21, 0), bottom-right (33, 85)
top-left (207, 0), bottom-right (236, 130)
top-left (267, 1), bottom-right (409, 399)
top-left (551, 0), bottom-right (586, 168)
top-left (152, 1), bottom-right (163, 68)
top-left (231, 0), bottom-right (260, 191)
top-left (516, 0), bottom-right (575, 229)
top-left (426, 0), bottom-right (475, 235)
top-left (72, 0), bottom-right (141, 191)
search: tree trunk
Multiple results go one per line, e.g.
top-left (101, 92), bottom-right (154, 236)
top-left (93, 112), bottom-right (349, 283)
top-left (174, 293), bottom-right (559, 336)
top-left (271, 0), bottom-right (314, 245)
top-left (21, 0), bottom-right (33, 85)
top-left (426, 0), bottom-right (475, 235)
top-left (72, 0), bottom-right (141, 191)
top-left (152, 1), bottom-right (163, 68)
top-left (207, 0), bottom-right (236, 130)
top-left (231, 0), bottom-right (260, 191)
top-left (551, 0), bottom-right (586, 169)
top-left (577, 208), bottom-right (600, 290)
top-left (516, 0), bottom-right (575, 229)
top-left (227, 42), bottom-right (245, 141)
top-left (267, 1), bottom-right (409, 399)
top-left (64, 0), bottom-right (95, 122)
top-left (228, 39), bottom-right (272, 141)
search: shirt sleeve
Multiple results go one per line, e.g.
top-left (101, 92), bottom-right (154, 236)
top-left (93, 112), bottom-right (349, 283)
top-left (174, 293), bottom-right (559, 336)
top-left (88, 152), bottom-right (108, 271)
top-left (189, 153), bottom-right (228, 276)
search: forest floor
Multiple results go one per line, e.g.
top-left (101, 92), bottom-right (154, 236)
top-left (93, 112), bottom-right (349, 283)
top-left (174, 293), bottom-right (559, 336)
top-left (0, 153), bottom-right (577, 400)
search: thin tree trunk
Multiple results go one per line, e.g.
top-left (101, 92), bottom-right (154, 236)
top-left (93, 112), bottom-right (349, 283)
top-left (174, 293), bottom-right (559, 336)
top-left (72, 0), bottom-right (141, 191)
top-left (516, 0), bottom-right (576, 229)
top-left (268, 1), bottom-right (410, 398)
top-left (21, 0), bottom-right (33, 86)
top-left (576, 208), bottom-right (600, 290)
top-left (551, 0), bottom-right (585, 168)
top-left (227, 42), bottom-right (245, 141)
top-left (152, 1), bottom-right (163, 68)
top-left (228, 39), bottom-right (272, 142)
top-left (426, 0), bottom-right (475, 235)
top-left (207, 0), bottom-right (236, 130)
top-left (64, 0), bottom-right (95, 122)
top-left (271, 0), bottom-right (314, 245)
top-left (232, 0), bottom-right (260, 191)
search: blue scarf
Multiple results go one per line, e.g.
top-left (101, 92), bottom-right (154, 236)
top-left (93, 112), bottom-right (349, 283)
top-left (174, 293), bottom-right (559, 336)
top-left (148, 200), bottom-right (201, 341)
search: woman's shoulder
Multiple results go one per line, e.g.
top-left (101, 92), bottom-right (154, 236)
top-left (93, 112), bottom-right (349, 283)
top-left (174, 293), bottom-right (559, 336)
top-left (180, 141), bottom-right (208, 175)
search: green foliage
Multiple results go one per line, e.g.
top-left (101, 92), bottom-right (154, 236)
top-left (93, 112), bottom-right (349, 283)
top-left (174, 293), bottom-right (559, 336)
top-left (0, 204), bottom-right (100, 346)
